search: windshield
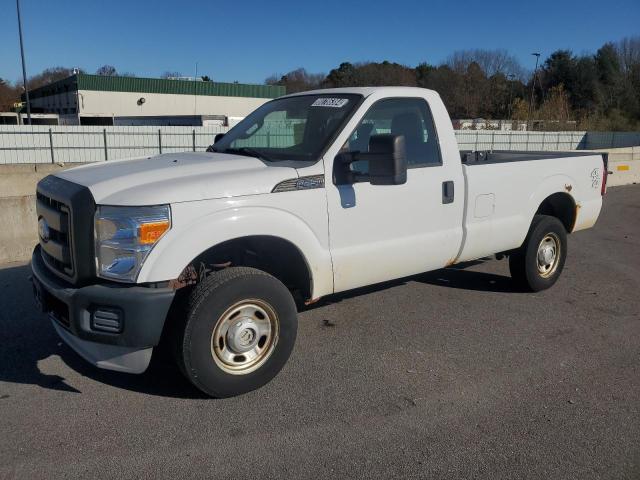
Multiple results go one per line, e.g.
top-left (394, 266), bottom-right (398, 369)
top-left (212, 94), bottom-right (362, 162)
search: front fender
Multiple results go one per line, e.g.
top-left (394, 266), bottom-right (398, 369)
top-left (137, 203), bottom-right (333, 298)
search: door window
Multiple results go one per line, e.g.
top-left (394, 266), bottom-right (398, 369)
top-left (344, 98), bottom-right (442, 172)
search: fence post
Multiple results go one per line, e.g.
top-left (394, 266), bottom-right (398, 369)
top-left (491, 130), bottom-right (495, 151)
top-left (542, 131), bottom-right (546, 151)
top-left (103, 128), bottom-right (108, 161)
top-left (48, 128), bottom-right (55, 164)
top-left (192, 129), bottom-right (196, 152)
top-left (158, 129), bottom-right (162, 154)
top-left (526, 131), bottom-right (530, 151)
top-left (508, 130), bottom-right (512, 150)
top-left (611, 132), bottom-right (617, 149)
top-left (474, 132), bottom-right (478, 151)
top-left (556, 132), bottom-right (560, 150)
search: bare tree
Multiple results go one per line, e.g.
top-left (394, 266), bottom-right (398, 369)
top-left (266, 68), bottom-right (324, 92)
top-left (0, 78), bottom-right (20, 112)
top-left (161, 71), bottom-right (183, 79)
top-left (447, 49), bottom-right (526, 79)
top-left (96, 65), bottom-right (118, 76)
top-left (615, 36), bottom-right (640, 72)
top-left (24, 67), bottom-right (79, 89)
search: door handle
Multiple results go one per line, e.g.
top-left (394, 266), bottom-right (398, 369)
top-left (442, 181), bottom-right (454, 204)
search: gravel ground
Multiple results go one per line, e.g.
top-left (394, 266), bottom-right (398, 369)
top-left (1, 185), bottom-right (638, 479)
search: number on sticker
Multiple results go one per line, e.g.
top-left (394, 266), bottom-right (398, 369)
top-left (311, 98), bottom-right (349, 108)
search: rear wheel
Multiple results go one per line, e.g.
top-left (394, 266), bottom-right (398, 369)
top-left (175, 267), bottom-right (298, 398)
top-left (509, 215), bottom-right (567, 292)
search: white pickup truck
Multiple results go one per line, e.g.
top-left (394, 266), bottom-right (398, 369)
top-left (31, 87), bottom-right (607, 397)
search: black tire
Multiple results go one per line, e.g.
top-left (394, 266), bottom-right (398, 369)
top-left (175, 267), bottom-right (297, 398)
top-left (509, 214), bottom-right (567, 292)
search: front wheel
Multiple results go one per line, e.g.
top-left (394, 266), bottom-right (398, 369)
top-left (509, 215), bottom-right (568, 292)
top-left (175, 267), bottom-right (298, 398)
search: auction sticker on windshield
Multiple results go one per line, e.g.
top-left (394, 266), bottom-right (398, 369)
top-left (312, 98), bottom-right (349, 108)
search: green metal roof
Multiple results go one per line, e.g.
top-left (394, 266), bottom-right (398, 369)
top-left (28, 74), bottom-right (285, 100)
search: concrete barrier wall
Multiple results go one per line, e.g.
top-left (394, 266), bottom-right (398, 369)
top-left (0, 164), bottom-right (77, 264)
top-left (593, 146), bottom-right (640, 187)
top-left (0, 195), bottom-right (38, 265)
top-left (0, 149), bottom-right (637, 264)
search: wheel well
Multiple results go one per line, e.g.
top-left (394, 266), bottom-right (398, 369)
top-left (536, 192), bottom-right (576, 232)
top-left (177, 236), bottom-right (313, 301)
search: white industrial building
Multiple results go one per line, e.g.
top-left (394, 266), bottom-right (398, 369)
top-left (22, 74), bottom-right (285, 126)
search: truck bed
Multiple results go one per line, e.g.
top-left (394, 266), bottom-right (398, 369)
top-left (455, 150), bottom-right (605, 264)
top-left (460, 150), bottom-right (601, 165)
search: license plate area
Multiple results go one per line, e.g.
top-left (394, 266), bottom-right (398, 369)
top-left (32, 277), bottom-right (71, 329)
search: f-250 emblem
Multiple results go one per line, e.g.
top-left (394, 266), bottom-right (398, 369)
top-left (590, 168), bottom-right (600, 188)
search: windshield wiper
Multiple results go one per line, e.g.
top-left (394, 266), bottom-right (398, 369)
top-left (223, 147), bottom-right (273, 162)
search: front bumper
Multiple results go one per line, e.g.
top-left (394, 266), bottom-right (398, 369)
top-left (30, 246), bottom-right (175, 373)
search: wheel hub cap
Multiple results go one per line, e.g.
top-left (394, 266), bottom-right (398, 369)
top-left (536, 233), bottom-right (561, 278)
top-left (210, 300), bottom-right (279, 375)
top-left (226, 319), bottom-right (259, 353)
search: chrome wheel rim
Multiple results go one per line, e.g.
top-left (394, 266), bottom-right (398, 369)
top-left (211, 299), bottom-right (279, 375)
top-left (536, 233), bottom-right (561, 278)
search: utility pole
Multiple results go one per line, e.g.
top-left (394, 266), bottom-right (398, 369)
top-left (16, 0), bottom-right (31, 125)
top-left (527, 52), bottom-right (541, 131)
top-left (507, 73), bottom-right (515, 120)
top-left (194, 62), bottom-right (198, 117)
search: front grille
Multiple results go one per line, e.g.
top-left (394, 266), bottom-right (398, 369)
top-left (36, 175), bottom-right (96, 286)
top-left (37, 191), bottom-right (74, 277)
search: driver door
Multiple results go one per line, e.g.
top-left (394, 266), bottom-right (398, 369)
top-left (325, 96), bottom-right (463, 292)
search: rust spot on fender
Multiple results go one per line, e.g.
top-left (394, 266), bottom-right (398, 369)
top-left (565, 184), bottom-right (573, 192)
top-left (570, 203), bottom-right (581, 232)
top-left (304, 297), bottom-right (321, 306)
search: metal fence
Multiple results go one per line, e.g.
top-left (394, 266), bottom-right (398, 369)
top-left (0, 125), bottom-right (229, 164)
top-left (455, 130), bottom-right (640, 151)
top-left (1, 125), bottom-right (639, 164)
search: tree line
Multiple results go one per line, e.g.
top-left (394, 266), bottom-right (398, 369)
top-left (266, 37), bottom-right (640, 131)
top-left (2, 37), bottom-right (639, 131)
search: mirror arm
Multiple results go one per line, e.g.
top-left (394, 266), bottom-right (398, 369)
top-left (350, 172), bottom-right (370, 183)
top-left (336, 151), bottom-right (370, 184)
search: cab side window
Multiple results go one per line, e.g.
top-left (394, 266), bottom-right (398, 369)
top-left (345, 98), bottom-right (442, 171)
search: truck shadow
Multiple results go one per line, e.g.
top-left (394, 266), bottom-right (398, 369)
top-left (306, 259), bottom-right (522, 310)
top-left (416, 260), bottom-right (521, 293)
top-left (1, 259), bottom-right (519, 399)
top-left (0, 263), bottom-right (206, 399)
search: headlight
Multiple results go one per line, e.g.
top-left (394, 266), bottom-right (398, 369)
top-left (95, 205), bottom-right (171, 282)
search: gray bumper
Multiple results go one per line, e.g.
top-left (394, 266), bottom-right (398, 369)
top-left (51, 320), bottom-right (153, 373)
top-left (31, 246), bottom-right (176, 374)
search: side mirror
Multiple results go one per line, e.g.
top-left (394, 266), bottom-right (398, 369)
top-left (334, 134), bottom-right (407, 186)
top-left (367, 134), bottom-right (407, 185)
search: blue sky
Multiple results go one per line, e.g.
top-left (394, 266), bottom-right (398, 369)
top-left (2, 0), bottom-right (639, 84)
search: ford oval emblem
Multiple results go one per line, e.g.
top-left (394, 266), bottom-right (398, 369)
top-left (38, 217), bottom-right (51, 243)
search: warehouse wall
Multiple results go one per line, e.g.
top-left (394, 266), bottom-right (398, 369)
top-left (78, 90), bottom-right (269, 118)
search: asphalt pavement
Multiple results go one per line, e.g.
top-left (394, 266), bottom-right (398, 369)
top-left (1, 185), bottom-right (638, 479)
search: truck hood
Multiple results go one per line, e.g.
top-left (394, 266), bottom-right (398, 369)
top-left (53, 152), bottom-right (298, 205)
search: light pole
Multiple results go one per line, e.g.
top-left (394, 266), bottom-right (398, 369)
top-left (527, 52), bottom-right (541, 130)
top-left (507, 73), bottom-right (515, 120)
top-left (16, 0), bottom-right (31, 125)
